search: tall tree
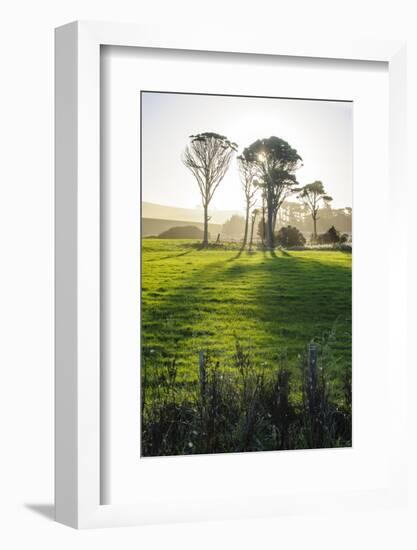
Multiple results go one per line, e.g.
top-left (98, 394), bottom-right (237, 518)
top-left (249, 208), bottom-right (260, 251)
top-left (260, 195), bottom-right (266, 245)
top-left (183, 132), bottom-right (237, 247)
top-left (298, 180), bottom-right (333, 241)
top-left (242, 137), bottom-right (302, 249)
top-left (237, 156), bottom-right (258, 248)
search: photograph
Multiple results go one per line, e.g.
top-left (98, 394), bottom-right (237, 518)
top-left (140, 91), bottom-right (352, 457)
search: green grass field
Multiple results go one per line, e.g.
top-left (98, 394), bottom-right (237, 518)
top-left (141, 239), bottom-right (352, 387)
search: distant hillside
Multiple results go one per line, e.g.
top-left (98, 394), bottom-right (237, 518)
top-left (142, 201), bottom-right (242, 225)
top-left (142, 201), bottom-right (352, 238)
top-left (158, 226), bottom-right (205, 239)
top-left (142, 217), bottom-right (222, 238)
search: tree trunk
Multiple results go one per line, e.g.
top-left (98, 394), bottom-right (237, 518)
top-left (313, 214), bottom-right (317, 242)
top-left (266, 195), bottom-right (274, 249)
top-left (242, 203), bottom-right (250, 248)
top-left (203, 203), bottom-right (209, 247)
top-left (272, 209), bottom-right (278, 235)
top-left (249, 215), bottom-right (256, 250)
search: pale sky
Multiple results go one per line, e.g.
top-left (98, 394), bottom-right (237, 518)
top-left (141, 91), bottom-right (352, 212)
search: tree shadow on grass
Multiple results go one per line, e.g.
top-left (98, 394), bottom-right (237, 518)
top-left (273, 248), bottom-right (291, 258)
top-left (146, 249), bottom-right (195, 262)
top-left (227, 249), bottom-right (244, 262)
top-left (228, 246), bottom-right (279, 262)
top-left (141, 246), bottom-right (351, 377)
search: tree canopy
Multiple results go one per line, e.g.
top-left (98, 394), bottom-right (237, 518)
top-left (241, 137), bottom-right (302, 248)
top-left (298, 181), bottom-right (332, 209)
top-left (298, 180), bottom-right (333, 240)
top-left (241, 136), bottom-right (302, 170)
top-left (182, 132), bottom-right (237, 246)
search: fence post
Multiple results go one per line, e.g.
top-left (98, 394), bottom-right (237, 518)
top-left (199, 351), bottom-right (206, 401)
top-left (308, 343), bottom-right (318, 399)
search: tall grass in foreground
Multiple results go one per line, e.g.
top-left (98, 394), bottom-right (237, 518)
top-left (141, 330), bottom-right (351, 457)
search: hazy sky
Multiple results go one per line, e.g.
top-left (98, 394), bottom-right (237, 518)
top-left (141, 92), bottom-right (352, 212)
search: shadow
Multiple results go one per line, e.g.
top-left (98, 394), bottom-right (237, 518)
top-left (142, 242), bottom-right (352, 379)
top-left (147, 249), bottom-right (195, 262)
top-left (226, 249), bottom-right (244, 262)
top-left (162, 249), bottom-right (194, 260)
top-left (226, 242), bottom-right (267, 262)
top-left (253, 247), bottom-right (288, 259)
top-left (270, 248), bottom-right (291, 258)
top-left (228, 246), bottom-right (267, 262)
top-left (24, 503), bottom-right (55, 521)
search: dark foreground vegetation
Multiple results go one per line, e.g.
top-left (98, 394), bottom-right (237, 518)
top-left (142, 331), bottom-right (351, 457)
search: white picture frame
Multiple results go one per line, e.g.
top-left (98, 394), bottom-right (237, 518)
top-left (55, 21), bottom-right (407, 529)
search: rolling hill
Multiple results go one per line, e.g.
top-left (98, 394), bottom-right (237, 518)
top-left (142, 201), bottom-right (242, 225)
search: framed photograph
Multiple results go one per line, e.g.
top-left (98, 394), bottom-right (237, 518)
top-left (55, 21), bottom-right (408, 528)
top-left (138, 89), bottom-right (353, 460)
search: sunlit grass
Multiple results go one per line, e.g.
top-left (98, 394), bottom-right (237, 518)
top-left (141, 239), bottom-right (351, 388)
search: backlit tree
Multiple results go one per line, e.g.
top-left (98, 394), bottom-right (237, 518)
top-left (298, 181), bottom-right (333, 241)
top-left (241, 137), bottom-right (302, 249)
top-left (183, 132), bottom-right (237, 247)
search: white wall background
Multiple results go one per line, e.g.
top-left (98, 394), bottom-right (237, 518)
top-left (0, 1), bottom-right (416, 548)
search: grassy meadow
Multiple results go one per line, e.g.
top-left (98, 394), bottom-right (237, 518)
top-left (142, 239), bottom-right (351, 382)
top-left (141, 238), bottom-right (352, 456)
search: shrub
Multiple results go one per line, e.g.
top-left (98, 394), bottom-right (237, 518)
top-left (337, 243), bottom-right (352, 252)
top-left (158, 225), bottom-right (206, 239)
top-left (275, 225), bottom-right (306, 248)
top-left (317, 225), bottom-right (341, 244)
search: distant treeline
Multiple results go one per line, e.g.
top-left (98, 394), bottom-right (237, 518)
top-left (142, 203), bottom-right (351, 240)
top-left (277, 201), bottom-right (351, 235)
top-left (219, 203), bottom-right (351, 240)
